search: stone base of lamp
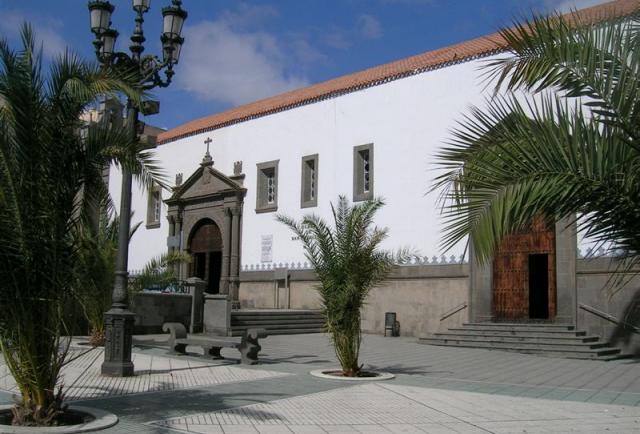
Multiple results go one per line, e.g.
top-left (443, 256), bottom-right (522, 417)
top-left (101, 308), bottom-right (136, 377)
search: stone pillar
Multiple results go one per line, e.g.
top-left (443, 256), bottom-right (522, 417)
top-left (230, 207), bottom-right (241, 301)
top-left (177, 212), bottom-right (185, 280)
top-left (555, 216), bottom-right (577, 325)
top-left (469, 243), bottom-right (493, 323)
top-left (220, 208), bottom-right (232, 294)
top-left (204, 294), bottom-right (232, 336)
top-left (187, 277), bottom-right (206, 333)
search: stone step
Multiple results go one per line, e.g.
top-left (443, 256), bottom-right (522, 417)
top-left (232, 318), bottom-right (325, 326)
top-left (231, 315), bottom-right (324, 322)
top-left (230, 309), bottom-right (325, 336)
top-left (446, 328), bottom-right (588, 338)
top-left (421, 336), bottom-right (610, 351)
top-left (462, 323), bottom-right (575, 332)
top-left (418, 338), bottom-right (622, 359)
top-left (432, 332), bottom-right (601, 344)
top-left (230, 327), bottom-right (325, 336)
top-left (232, 309), bottom-right (323, 316)
top-left (231, 322), bottom-right (325, 331)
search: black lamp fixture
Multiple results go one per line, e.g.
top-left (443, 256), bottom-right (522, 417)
top-left (161, 1), bottom-right (187, 65)
top-left (88, 0), bottom-right (114, 34)
top-left (89, 0), bottom-right (187, 86)
top-left (87, 0), bottom-right (187, 377)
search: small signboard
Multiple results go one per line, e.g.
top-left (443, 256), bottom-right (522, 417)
top-left (261, 235), bottom-right (273, 263)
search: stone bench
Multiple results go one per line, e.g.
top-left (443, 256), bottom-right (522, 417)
top-left (162, 322), bottom-right (268, 365)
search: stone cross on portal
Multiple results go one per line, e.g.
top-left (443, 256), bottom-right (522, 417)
top-left (201, 136), bottom-right (214, 167)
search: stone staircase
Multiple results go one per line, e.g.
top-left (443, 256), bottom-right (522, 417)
top-left (419, 322), bottom-right (627, 360)
top-left (230, 309), bottom-right (325, 336)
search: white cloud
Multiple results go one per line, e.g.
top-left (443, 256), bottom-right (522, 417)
top-left (0, 11), bottom-right (67, 58)
top-left (323, 14), bottom-right (384, 50)
top-left (324, 25), bottom-right (352, 50)
top-left (544, 0), bottom-right (609, 14)
top-left (357, 14), bottom-right (383, 40)
top-left (177, 9), bottom-right (310, 106)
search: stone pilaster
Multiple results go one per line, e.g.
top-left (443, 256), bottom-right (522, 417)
top-left (230, 206), bottom-right (242, 301)
top-left (220, 207), bottom-right (232, 294)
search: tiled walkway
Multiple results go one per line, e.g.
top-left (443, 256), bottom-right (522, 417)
top-left (0, 333), bottom-right (638, 433)
top-left (0, 347), bottom-right (289, 401)
top-left (153, 383), bottom-right (640, 433)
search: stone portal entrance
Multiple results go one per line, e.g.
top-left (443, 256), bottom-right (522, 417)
top-left (165, 149), bottom-right (246, 301)
top-left (188, 219), bottom-right (223, 294)
top-left (492, 217), bottom-right (557, 321)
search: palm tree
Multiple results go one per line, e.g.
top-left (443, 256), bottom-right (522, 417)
top-left (128, 250), bottom-right (192, 294)
top-left (278, 196), bottom-right (408, 377)
top-left (434, 10), bottom-right (640, 271)
top-left (0, 26), bottom-right (164, 425)
top-left (75, 212), bottom-right (142, 347)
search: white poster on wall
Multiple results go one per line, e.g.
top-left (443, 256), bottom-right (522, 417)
top-left (261, 235), bottom-right (273, 263)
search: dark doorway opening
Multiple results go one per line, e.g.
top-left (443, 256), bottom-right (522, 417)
top-left (193, 253), bottom-right (206, 280)
top-left (188, 219), bottom-right (223, 295)
top-left (208, 251), bottom-right (222, 294)
top-left (529, 254), bottom-right (549, 319)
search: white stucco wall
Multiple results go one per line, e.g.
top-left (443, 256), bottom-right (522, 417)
top-left (111, 55), bottom-right (501, 270)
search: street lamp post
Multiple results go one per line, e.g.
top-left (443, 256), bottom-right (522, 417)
top-left (88, 0), bottom-right (187, 377)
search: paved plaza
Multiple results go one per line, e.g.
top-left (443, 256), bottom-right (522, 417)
top-left (0, 333), bottom-right (639, 433)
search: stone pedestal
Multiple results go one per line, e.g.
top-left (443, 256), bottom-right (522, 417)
top-left (101, 308), bottom-right (135, 377)
top-left (187, 277), bottom-right (206, 333)
top-left (204, 294), bottom-right (232, 336)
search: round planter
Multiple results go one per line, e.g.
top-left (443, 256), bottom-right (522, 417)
top-left (0, 405), bottom-right (118, 434)
top-left (310, 369), bottom-right (395, 381)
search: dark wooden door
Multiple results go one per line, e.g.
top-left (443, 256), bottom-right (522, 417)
top-left (492, 217), bottom-right (557, 320)
top-left (188, 219), bottom-right (223, 294)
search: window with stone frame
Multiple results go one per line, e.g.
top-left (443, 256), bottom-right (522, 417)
top-left (146, 184), bottom-right (162, 229)
top-left (353, 143), bottom-right (374, 201)
top-left (301, 154), bottom-right (319, 208)
top-left (256, 160), bottom-right (279, 213)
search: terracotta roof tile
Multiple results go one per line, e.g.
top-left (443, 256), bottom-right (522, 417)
top-left (158, 0), bottom-right (640, 145)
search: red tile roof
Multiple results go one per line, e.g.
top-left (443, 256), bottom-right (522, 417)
top-left (158, 0), bottom-right (640, 145)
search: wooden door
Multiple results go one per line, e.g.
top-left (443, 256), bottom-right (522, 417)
top-left (492, 217), bottom-right (557, 320)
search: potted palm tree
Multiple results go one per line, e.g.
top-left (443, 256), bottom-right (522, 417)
top-left (278, 196), bottom-right (409, 378)
top-left (0, 26), bottom-right (163, 428)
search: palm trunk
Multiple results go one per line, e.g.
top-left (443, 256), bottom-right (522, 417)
top-left (330, 309), bottom-right (362, 377)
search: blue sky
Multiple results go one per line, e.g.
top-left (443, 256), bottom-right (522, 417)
top-left (0, 0), bottom-right (607, 130)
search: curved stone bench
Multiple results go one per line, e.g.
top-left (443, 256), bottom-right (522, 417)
top-left (162, 322), bottom-right (268, 365)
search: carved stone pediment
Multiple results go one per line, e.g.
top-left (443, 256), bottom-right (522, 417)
top-left (166, 166), bottom-right (245, 205)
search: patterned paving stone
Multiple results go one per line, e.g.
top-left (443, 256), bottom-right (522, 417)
top-left (0, 347), bottom-right (290, 401)
top-left (149, 383), bottom-right (640, 433)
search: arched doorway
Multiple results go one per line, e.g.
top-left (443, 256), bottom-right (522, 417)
top-left (188, 219), bottom-right (223, 294)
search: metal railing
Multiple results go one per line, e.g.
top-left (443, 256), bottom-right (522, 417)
top-left (440, 302), bottom-right (468, 321)
top-left (578, 303), bottom-right (640, 334)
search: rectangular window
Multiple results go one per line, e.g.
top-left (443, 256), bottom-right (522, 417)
top-left (146, 185), bottom-right (162, 229)
top-left (256, 160), bottom-right (279, 213)
top-left (353, 143), bottom-right (374, 201)
top-left (301, 154), bottom-right (319, 208)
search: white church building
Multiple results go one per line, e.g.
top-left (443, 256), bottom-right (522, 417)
top-left (109, 0), bottom-right (640, 356)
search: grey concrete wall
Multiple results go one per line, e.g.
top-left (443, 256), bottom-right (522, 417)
top-left (238, 264), bottom-right (470, 337)
top-left (238, 281), bottom-right (277, 308)
top-left (362, 276), bottom-right (468, 337)
top-left (576, 257), bottom-right (640, 354)
top-left (132, 292), bottom-right (192, 334)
